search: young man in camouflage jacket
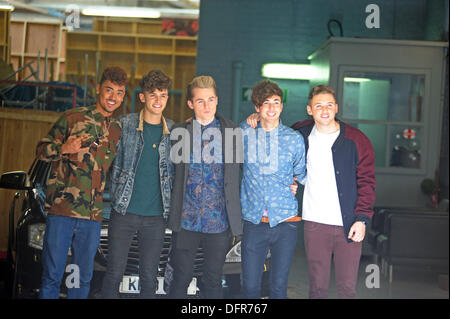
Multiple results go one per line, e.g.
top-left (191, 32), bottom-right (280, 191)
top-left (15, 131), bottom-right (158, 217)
top-left (36, 66), bottom-right (127, 299)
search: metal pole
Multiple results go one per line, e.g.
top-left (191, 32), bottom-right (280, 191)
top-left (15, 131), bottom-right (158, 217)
top-left (36, 50), bottom-right (40, 81)
top-left (43, 48), bottom-right (48, 110)
top-left (231, 61), bottom-right (243, 123)
top-left (72, 87), bottom-right (77, 108)
top-left (84, 53), bottom-right (88, 107)
top-left (95, 51), bottom-right (99, 90)
top-left (35, 51), bottom-right (40, 109)
top-left (44, 48), bottom-right (48, 82)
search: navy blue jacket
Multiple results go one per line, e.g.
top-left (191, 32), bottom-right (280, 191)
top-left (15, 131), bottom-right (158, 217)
top-left (292, 119), bottom-right (376, 242)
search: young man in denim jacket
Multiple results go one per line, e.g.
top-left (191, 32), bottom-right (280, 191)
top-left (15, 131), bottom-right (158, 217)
top-left (101, 70), bottom-right (174, 298)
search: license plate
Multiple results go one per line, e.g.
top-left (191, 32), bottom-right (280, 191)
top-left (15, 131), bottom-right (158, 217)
top-left (119, 275), bottom-right (141, 294)
top-left (118, 275), bottom-right (198, 295)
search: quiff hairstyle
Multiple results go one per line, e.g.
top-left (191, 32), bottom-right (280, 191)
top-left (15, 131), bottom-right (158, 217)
top-left (308, 85), bottom-right (336, 105)
top-left (140, 69), bottom-right (172, 93)
top-left (186, 75), bottom-right (216, 102)
top-left (99, 66), bottom-right (128, 87)
top-left (251, 79), bottom-right (283, 107)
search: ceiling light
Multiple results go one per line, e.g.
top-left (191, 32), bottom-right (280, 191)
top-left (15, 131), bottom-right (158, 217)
top-left (261, 63), bottom-right (318, 80)
top-left (344, 77), bottom-right (372, 82)
top-left (82, 6), bottom-right (161, 19)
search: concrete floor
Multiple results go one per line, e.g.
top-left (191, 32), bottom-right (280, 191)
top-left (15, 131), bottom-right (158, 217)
top-left (286, 225), bottom-right (449, 299)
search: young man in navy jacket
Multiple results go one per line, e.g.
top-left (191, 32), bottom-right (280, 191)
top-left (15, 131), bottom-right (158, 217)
top-left (291, 85), bottom-right (376, 298)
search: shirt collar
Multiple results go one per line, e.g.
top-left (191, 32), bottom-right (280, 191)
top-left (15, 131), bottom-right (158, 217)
top-left (192, 116), bottom-right (219, 129)
top-left (256, 118), bottom-right (283, 132)
top-left (90, 105), bottom-right (107, 122)
top-left (202, 116), bottom-right (219, 129)
top-left (137, 109), bottom-right (170, 134)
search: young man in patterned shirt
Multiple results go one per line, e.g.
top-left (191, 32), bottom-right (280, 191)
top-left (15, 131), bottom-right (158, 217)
top-left (240, 79), bottom-right (306, 299)
top-left (168, 75), bottom-right (243, 298)
top-left (36, 66), bottom-right (127, 299)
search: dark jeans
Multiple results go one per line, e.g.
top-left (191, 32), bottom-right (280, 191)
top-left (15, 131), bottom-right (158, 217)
top-left (168, 228), bottom-right (231, 299)
top-left (101, 211), bottom-right (165, 299)
top-left (303, 220), bottom-right (362, 299)
top-left (39, 214), bottom-right (101, 299)
top-left (241, 220), bottom-right (299, 299)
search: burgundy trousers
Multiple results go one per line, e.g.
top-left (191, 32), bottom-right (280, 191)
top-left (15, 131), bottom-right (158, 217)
top-left (303, 220), bottom-right (362, 299)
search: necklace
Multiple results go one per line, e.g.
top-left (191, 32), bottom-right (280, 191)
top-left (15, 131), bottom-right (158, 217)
top-left (144, 123), bottom-right (161, 149)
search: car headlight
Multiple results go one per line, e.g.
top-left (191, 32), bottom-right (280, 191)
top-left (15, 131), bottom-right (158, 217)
top-left (28, 223), bottom-right (46, 250)
top-left (225, 241), bottom-right (241, 263)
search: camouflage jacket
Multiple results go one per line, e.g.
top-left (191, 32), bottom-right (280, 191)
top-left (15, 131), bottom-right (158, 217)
top-left (36, 105), bottom-right (121, 221)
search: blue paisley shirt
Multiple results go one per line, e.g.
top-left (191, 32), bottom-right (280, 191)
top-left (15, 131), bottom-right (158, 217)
top-left (181, 118), bottom-right (229, 233)
top-left (240, 120), bottom-right (306, 227)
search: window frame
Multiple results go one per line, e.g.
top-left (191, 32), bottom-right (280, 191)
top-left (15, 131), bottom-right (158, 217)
top-left (336, 65), bottom-right (431, 175)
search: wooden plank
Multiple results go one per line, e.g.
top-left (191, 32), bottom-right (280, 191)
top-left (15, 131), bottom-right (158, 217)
top-left (100, 34), bottom-right (135, 52)
top-left (10, 20), bottom-right (24, 55)
top-left (174, 55), bottom-right (196, 90)
top-left (25, 22), bottom-right (60, 56)
top-left (0, 108), bottom-right (59, 252)
top-left (136, 54), bottom-right (173, 79)
top-left (0, 9), bottom-right (10, 63)
top-left (0, 108), bottom-right (60, 123)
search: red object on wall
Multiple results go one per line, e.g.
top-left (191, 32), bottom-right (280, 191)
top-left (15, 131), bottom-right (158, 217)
top-left (162, 19), bottom-right (198, 36)
top-left (402, 128), bottom-right (416, 139)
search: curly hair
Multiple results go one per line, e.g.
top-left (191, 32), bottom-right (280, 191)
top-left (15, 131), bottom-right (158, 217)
top-left (251, 79), bottom-right (283, 107)
top-left (140, 69), bottom-right (172, 93)
top-left (99, 66), bottom-right (128, 86)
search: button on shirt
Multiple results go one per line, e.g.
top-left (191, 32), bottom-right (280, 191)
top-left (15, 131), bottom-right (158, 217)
top-left (181, 118), bottom-right (229, 233)
top-left (240, 120), bottom-right (306, 227)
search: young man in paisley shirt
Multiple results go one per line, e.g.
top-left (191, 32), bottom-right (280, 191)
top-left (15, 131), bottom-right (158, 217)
top-left (36, 66), bottom-right (127, 299)
top-left (167, 75), bottom-right (243, 299)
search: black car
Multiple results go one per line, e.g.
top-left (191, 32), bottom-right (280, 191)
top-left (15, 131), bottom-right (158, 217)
top-left (0, 159), bottom-right (270, 298)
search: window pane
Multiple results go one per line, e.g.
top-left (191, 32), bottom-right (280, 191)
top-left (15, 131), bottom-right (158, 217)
top-left (342, 72), bottom-right (425, 122)
top-left (390, 126), bottom-right (421, 169)
top-left (351, 123), bottom-right (386, 167)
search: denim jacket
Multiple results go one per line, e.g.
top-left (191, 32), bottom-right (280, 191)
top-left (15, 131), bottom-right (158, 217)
top-left (111, 110), bottom-right (174, 219)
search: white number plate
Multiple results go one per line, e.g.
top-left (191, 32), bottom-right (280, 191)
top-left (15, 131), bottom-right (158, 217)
top-left (119, 275), bottom-right (141, 294)
top-left (118, 275), bottom-right (198, 295)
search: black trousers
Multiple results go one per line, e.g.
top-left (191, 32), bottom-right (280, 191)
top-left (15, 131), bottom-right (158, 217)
top-left (168, 228), bottom-right (231, 299)
top-left (101, 211), bottom-right (165, 299)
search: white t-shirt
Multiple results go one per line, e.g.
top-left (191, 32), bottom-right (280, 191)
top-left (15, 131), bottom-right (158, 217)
top-left (302, 125), bottom-right (343, 226)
